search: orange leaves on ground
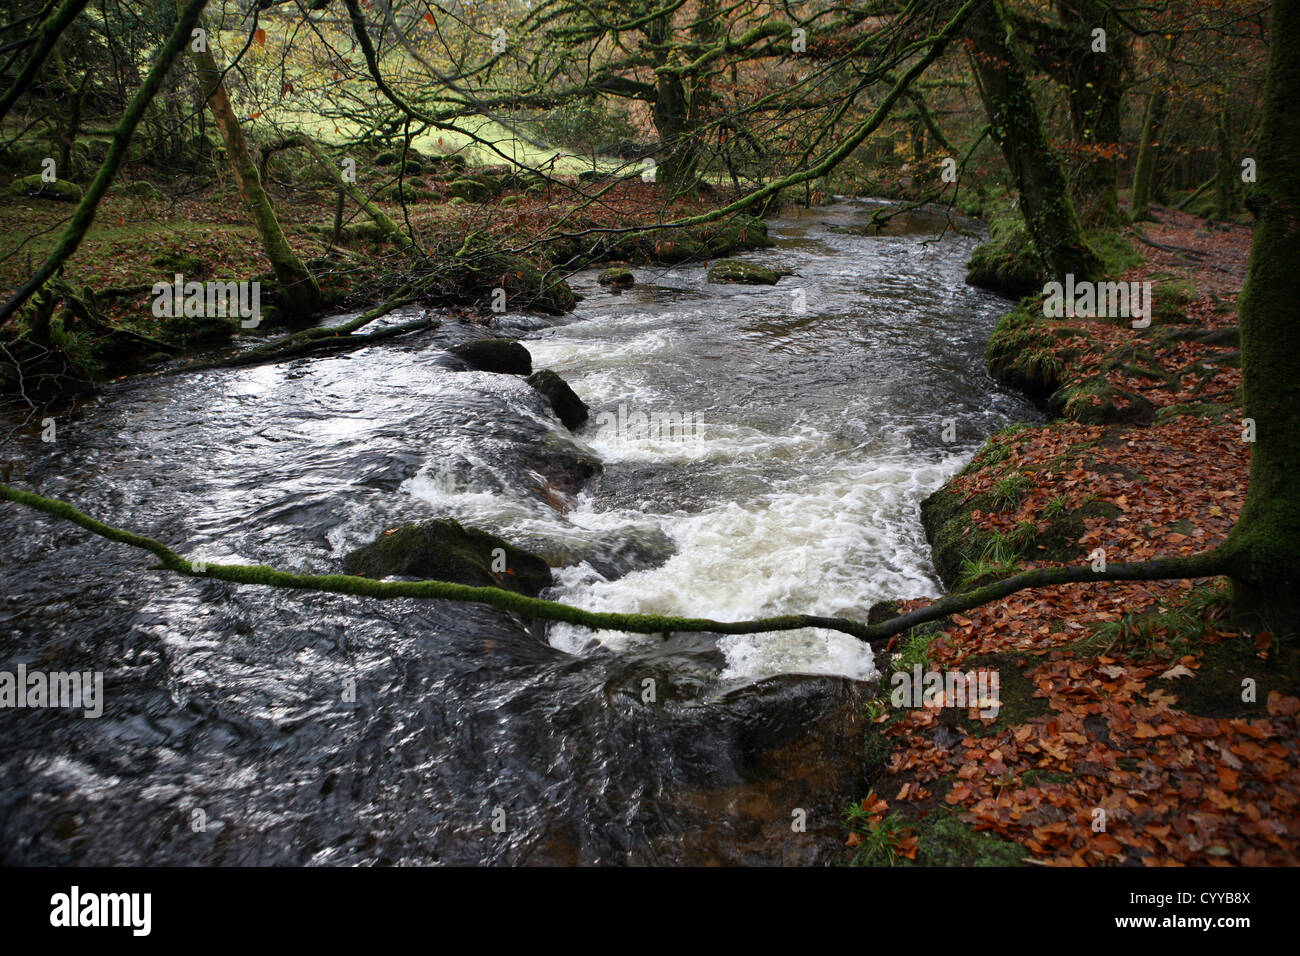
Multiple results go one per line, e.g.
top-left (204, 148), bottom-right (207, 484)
top-left (875, 215), bottom-right (1300, 866)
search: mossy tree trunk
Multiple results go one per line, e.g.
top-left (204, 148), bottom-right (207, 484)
top-left (1054, 0), bottom-right (1125, 227)
top-left (300, 138), bottom-right (416, 252)
top-left (647, 14), bottom-right (700, 193)
top-left (1214, 100), bottom-right (1239, 221)
top-left (968, 1), bottom-right (1102, 282)
top-left (1221, 0), bottom-right (1300, 633)
top-left (184, 5), bottom-right (320, 323)
top-left (1130, 88), bottom-right (1166, 221)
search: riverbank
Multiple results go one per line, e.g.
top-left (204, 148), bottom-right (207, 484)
top-left (847, 208), bottom-right (1300, 866)
top-left (0, 150), bottom-right (775, 398)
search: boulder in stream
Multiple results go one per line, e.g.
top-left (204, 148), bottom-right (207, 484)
top-left (527, 369), bottom-right (589, 430)
top-left (597, 267), bottom-right (635, 289)
top-left (345, 518), bottom-right (553, 597)
top-left (449, 338), bottom-right (533, 375)
top-left (707, 259), bottom-right (779, 285)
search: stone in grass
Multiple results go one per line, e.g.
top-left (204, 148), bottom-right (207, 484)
top-left (597, 267), bottom-right (634, 289)
top-left (449, 338), bottom-right (532, 375)
top-left (344, 518), bottom-right (552, 597)
top-left (125, 180), bottom-right (163, 200)
top-left (527, 369), bottom-right (589, 430)
top-left (10, 174), bottom-right (82, 202)
top-left (707, 258), bottom-right (779, 285)
top-left (447, 177), bottom-right (492, 202)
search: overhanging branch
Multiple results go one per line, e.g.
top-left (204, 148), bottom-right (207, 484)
top-left (0, 484), bottom-right (1231, 653)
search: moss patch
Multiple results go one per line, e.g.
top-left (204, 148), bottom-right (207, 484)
top-left (966, 216), bottom-right (1043, 297)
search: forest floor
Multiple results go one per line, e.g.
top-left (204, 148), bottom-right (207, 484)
top-left (848, 208), bottom-right (1300, 867)
top-left (0, 173), bottom-right (742, 329)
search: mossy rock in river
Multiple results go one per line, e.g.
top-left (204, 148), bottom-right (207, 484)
top-left (449, 337), bottom-right (533, 375)
top-left (707, 259), bottom-right (779, 285)
top-left (597, 267), bottom-right (634, 288)
top-left (344, 518), bottom-right (553, 597)
top-left (527, 369), bottom-right (589, 430)
top-left (10, 174), bottom-right (83, 202)
top-left (965, 216), bottom-right (1043, 297)
top-left (648, 236), bottom-right (706, 263)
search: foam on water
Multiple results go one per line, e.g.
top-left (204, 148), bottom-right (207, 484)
top-left (393, 208), bottom-right (1036, 682)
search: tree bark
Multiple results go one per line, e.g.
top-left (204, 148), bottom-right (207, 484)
top-left (647, 10), bottom-right (700, 193)
top-left (1214, 101), bottom-right (1238, 220)
top-left (1130, 88), bottom-right (1166, 221)
top-left (968, 0), bottom-right (1102, 283)
top-left (185, 6), bottom-right (320, 323)
top-left (1221, 0), bottom-right (1300, 633)
top-left (1054, 0), bottom-right (1125, 227)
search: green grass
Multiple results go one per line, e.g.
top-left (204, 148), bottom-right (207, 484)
top-left (1080, 584), bottom-right (1234, 659)
top-left (1090, 228), bottom-right (1143, 276)
top-left (958, 533), bottom-right (1025, 589)
top-left (990, 472), bottom-right (1032, 510)
top-left (843, 801), bottom-right (1025, 866)
top-left (843, 800), bottom-right (913, 867)
top-left (891, 628), bottom-right (934, 674)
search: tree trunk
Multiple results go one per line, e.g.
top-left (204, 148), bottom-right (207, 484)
top-left (59, 72), bottom-right (91, 181)
top-left (1214, 101), bottom-right (1238, 220)
top-left (968, 1), bottom-right (1102, 282)
top-left (301, 138), bottom-right (416, 251)
top-left (1130, 88), bottom-right (1167, 221)
top-left (1054, 0), bottom-right (1124, 227)
top-left (1221, 0), bottom-right (1300, 633)
top-left (185, 8), bottom-right (320, 323)
top-left (646, 14), bottom-right (700, 193)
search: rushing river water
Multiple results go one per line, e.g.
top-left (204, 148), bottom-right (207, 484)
top-left (0, 200), bottom-right (1038, 865)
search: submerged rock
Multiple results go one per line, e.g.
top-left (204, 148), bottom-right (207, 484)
top-left (449, 338), bottom-right (532, 375)
top-left (707, 259), bottom-right (779, 285)
top-left (344, 518), bottom-right (553, 597)
top-left (527, 369), bottom-right (589, 430)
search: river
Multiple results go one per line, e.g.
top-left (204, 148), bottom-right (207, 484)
top-left (0, 200), bottom-right (1038, 865)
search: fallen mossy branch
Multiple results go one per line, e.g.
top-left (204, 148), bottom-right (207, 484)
top-left (108, 291), bottom-right (428, 383)
top-left (0, 484), bottom-right (1233, 652)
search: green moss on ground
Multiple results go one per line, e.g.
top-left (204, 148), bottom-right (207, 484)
top-left (966, 216), bottom-right (1043, 297)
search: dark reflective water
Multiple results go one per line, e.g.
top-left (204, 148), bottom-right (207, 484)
top-left (0, 201), bottom-right (1038, 865)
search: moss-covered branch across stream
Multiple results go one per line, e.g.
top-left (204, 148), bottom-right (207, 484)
top-left (0, 483), bottom-right (1232, 650)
